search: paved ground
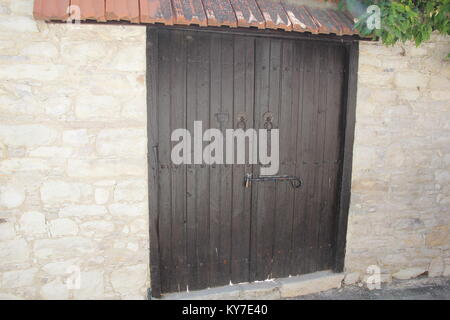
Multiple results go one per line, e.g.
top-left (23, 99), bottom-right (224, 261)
top-left (289, 277), bottom-right (450, 300)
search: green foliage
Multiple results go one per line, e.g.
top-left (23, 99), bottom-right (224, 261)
top-left (343, 0), bottom-right (450, 46)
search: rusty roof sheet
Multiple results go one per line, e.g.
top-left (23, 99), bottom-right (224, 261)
top-left (171, 0), bottom-right (208, 26)
top-left (308, 6), bottom-right (341, 34)
top-left (33, 0), bottom-right (359, 36)
top-left (71, 0), bottom-right (106, 22)
top-left (202, 0), bottom-right (237, 28)
top-left (105, 0), bottom-right (140, 23)
top-left (229, 0), bottom-right (265, 29)
top-left (34, 0), bottom-right (70, 21)
top-left (256, 0), bottom-right (292, 31)
top-left (140, 0), bottom-right (175, 25)
top-left (282, 2), bottom-right (318, 33)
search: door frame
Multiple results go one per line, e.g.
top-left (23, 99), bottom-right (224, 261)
top-left (146, 26), bottom-right (359, 298)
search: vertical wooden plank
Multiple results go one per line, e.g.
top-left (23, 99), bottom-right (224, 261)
top-left (230, 35), bottom-right (245, 284)
top-left (230, 36), bottom-right (254, 284)
top-left (249, 37), bottom-right (270, 282)
top-left (318, 44), bottom-right (334, 270)
top-left (271, 39), bottom-right (295, 278)
top-left (297, 42), bottom-right (319, 275)
top-left (253, 37), bottom-right (282, 281)
top-left (218, 34), bottom-right (234, 286)
top-left (170, 31), bottom-right (188, 292)
top-left (243, 38), bottom-right (256, 282)
top-left (318, 44), bottom-right (345, 269)
top-left (266, 40), bottom-right (282, 281)
top-left (147, 27), bottom-right (161, 298)
top-left (334, 42), bottom-right (359, 272)
top-left (208, 33), bottom-right (222, 287)
top-left (195, 33), bottom-right (212, 290)
top-left (288, 40), bottom-right (305, 277)
top-left (156, 29), bottom-right (174, 293)
top-left (311, 43), bottom-right (329, 273)
top-left (185, 32), bottom-right (199, 291)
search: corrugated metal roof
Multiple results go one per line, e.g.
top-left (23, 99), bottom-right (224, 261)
top-left (72, 0), bottom-right (106, 22)
top-left (140, 0), bottom-right (175, 25)
top-left (34, 0), bottom-right (70, 21)
top-left (105, 0), bottom-right (140, 23)
top-left (33, 0), bottom-right (358, 36)
top-left (230, 0), bottom-right (266, 29)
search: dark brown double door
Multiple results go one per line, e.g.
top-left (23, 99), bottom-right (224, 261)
top-left (147, 28), bottom-right (347, 295)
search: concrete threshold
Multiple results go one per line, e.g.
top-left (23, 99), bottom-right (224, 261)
top-left (159, 270), bottom-right (344, 300)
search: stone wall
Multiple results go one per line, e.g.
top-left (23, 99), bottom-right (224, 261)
top-left (0, 0), bottom-right (448, 299)
top-left (345, 36), bottom-right (450, 283)
top-left (0, 0), bottom-right (149, 299)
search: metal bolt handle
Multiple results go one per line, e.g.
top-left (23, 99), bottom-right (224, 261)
top-left (243, 173), bottom-right (303, 189)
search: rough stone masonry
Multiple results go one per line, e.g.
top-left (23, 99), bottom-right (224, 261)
top-left (346, 34), bottom-right (450, 284)
top-left (0, 0), bottom-right (149, 299)
top-left (0, 0), bottom-right (449, 299)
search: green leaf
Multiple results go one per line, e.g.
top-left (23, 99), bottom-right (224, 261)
top-left (351, 0), bottom-right (449, 47)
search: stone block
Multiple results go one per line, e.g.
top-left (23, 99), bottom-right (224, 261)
top-left (0, 125), bottom-right (58, 147)
top-left (394, 71), bottom-right (429, 89)
top-left (94, 188), bottom-right (109, 205)
top-left (49, 218), bottom-right (79, 237)
top-left (67, 159), bottom-right (146, 178)
top-left (0, 184), bottom-right (25, 208)
top-left (74, 271), bottom-right (104, 299)
top-left (344, 272), bottom-right (360, 285)
top-left (392, 267), bottom-right (427, 280)
top-left (110, 264), bottom-right (148, 296)
top-left (162, 285), bottom-right (241, 300)
top-left (29, 146), bottom-right (73, 158)
top-left (62, 129), bottom-right (90, 146)
top-left (40, 279), bottom-right (69, 300)
top-left (114, 180), bottom-right (147, 202)
top-left (0, 222), bottom-right (16, 240)
top-left (41, 180), bottom-right (81, 205)
top-left (2, 268), bottom-right (37, 289)
top-left (109, 203), bottom-right (146, 217)
top-left (19, 211), bottom-right (46, 234)
top-left (109, 47), bottom-right (146, 72)
top-left (426, 226), bottom-right (449, 247)
top-left (96, 128), bottom-right (146, 157)
top-left (34, 237), bottom-right (95, 260)
top-left (75, 95), bottom-right (120, 120)
top-left (80, 220), bottom-right (114, 237)
top-left (0, 239), bottom-right (29, 266)
top-left (42, 260), bottom-right (80, 276)
top-left (428, 257), bottom-right (444, 277)
top-left (443, 265), bottom-right (450, 277)
top-left (0, 16), bottom-right (38, 33)
top-left (20, 42), bottom-right (58, 58)
top-left (0, 158), bottom-right (50, 173)
top-left (59, 205), bottom-right (107, 217)
top-left (61, 41), bottom-right (108, 64)
top-left (238, 281), bottom-right (280, 300)
top-left (277, 271), bottom-right (344, 298)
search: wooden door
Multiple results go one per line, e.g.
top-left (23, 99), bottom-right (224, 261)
top-left (147, 28), bottom-right (348, 296)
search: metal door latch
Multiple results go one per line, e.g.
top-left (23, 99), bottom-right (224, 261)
top-left (244, 173), bottom-right (303, 189)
